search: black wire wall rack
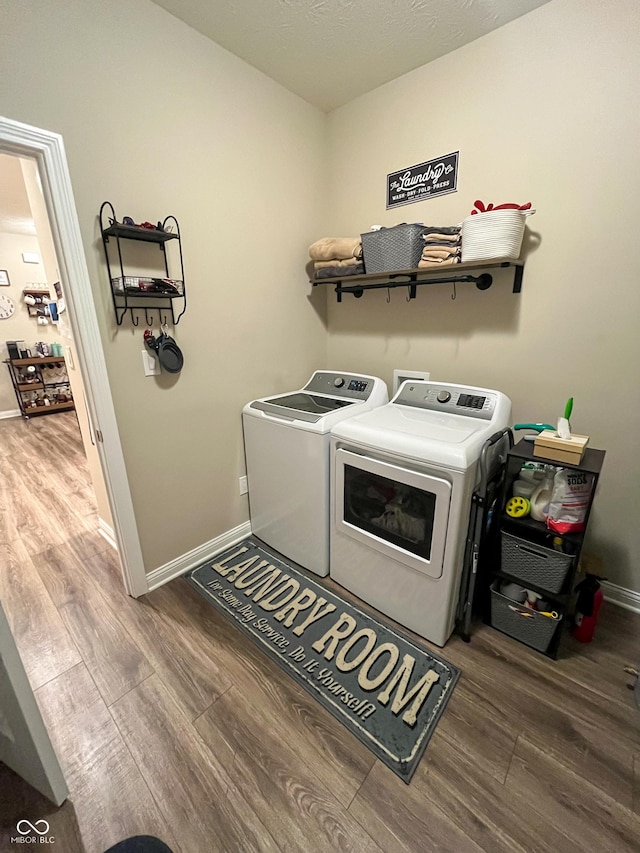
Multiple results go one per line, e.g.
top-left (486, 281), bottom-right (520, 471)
top-left (99, 201), bottom-right (187, 326)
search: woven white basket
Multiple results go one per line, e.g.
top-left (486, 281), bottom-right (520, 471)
top-left (461, 209), bottom-right (535, 262)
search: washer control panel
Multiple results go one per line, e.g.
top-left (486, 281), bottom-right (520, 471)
top-left (395, 381), bottom-right (501, 420)
top-left (304, 371), bottom-right (378, 400)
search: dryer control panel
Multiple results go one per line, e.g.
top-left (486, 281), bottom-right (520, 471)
top-left (394, 381), bottom-right (507, 420)
top-left (304, 371), bottom-right (383, 401)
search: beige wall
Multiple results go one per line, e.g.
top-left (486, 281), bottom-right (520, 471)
top-left (0, 0), bottom-right (328, 571)
top-left (324, 0), bottom-right (640, 590)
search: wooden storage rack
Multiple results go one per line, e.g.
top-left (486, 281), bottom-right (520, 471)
top-left (5, 355), bottom-right (75, 419)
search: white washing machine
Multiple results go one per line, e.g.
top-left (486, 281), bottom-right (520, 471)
top-left (242, 371), bottom-right (388, 577)
top-left (330, 380), bottom-right (511, 646)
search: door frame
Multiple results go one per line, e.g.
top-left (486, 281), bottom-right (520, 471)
top-left (0, 115), bottom-right (147, 597)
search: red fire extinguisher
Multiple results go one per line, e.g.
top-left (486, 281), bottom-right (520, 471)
top-left (573, 574), bottom-right (604, 643)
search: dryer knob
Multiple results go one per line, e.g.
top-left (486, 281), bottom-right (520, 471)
top-left (334, 377), bottom-right (345, 388)
top-left (437, 390), bottom-right (451, 403)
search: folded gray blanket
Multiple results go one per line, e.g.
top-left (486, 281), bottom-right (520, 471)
top-left (314, 263), bottom-right (365, 279)
top-left (422, 225), bottom-right (461, 236)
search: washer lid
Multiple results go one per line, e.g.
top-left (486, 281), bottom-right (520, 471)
top-left (249, 393), bottom-right (356, 423)
top-left (243, 372), bottom-right (389, 432)
top-left (331, 401), bottom-right (509, 470)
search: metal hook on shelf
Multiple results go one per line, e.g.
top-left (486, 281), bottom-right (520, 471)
top-left (406, 286), bottom-right (412, 303)
top-left (387, 288), bottom-right (391, 304)
top-left (145, 307), bottom-right (154, 327)
top-left (451, 282), bottom-right (457, 301)
top-left (130, 311), bottom-right (139, 327)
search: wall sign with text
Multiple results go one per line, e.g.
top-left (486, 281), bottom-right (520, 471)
top-left (387, 152), bottom-right (459, 209)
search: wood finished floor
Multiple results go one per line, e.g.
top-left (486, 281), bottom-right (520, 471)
top-left (1, 412), bottom-right (639, 852)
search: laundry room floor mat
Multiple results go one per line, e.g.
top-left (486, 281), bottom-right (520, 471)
top-left (185, 538), bottom-right (460, 783)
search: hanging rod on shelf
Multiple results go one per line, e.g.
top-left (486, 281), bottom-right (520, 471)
top-left (323, 272), bottom-right (493, 303)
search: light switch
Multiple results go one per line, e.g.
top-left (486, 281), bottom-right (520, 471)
top-left (142, 349), bottom-right (160, 376)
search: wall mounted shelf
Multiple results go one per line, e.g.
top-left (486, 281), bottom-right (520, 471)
top-left (99, 201), bottom-right (187, 327)
top-left (311, 259), bottom-right (524, 303)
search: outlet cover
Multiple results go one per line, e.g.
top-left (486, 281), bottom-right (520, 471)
top-left (142, 349), bottom-right (160, 376)
top-left (239, 475), bottom-right (248, 495)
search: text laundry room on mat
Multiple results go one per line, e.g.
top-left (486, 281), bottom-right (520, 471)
top-left (187, 538), bottom-right (460, 782)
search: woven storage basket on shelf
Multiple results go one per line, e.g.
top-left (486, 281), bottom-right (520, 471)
top-left (500, 532), bottom-right (573, 594)
top-left (361, 224), bottom-right (426, 273)
top-left (461, 209), bottom-right (534, 263)
top-left (490, 581), bottom-right (562, 653)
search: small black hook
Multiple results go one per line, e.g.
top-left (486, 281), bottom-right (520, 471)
top-left (451, 282), bottom-right (457, 301)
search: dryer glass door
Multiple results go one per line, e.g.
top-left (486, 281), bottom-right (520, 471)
top-left (334, 448), bottom-right (451, 579)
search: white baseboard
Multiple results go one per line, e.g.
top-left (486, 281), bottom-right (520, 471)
top-left (98, 517), bottom-right (118, 551)
top-left (146, 521), bottom-right (252, 592)
top-left (601, 580), bottom-right (640, 614)
top-left (0, 409), bottom-right (21, 420)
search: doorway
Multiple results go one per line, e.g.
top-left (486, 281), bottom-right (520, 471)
top-left (0, 115), bottom-right (147, 597)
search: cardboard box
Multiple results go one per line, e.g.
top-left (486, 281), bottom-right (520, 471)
top-left (533, 432), bottom-right (589, 465)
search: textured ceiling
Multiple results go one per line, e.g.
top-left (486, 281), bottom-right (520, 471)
top-left (150, 0), bottom-right (552, 111)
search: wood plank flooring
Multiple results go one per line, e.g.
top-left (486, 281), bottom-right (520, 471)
top-left (1, 412), bottom-right (639, 852)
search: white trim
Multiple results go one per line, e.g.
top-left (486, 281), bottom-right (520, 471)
top-left (146, 522), bottom-right (252, 591)
top-left (601, 580), bottom-right (640, 614)
top-left (0, 409), bottom-right (21, 420)
top-left (0, 116), bottom-right (148, 598)
top-left (98, 517), bottom-right (118, 551)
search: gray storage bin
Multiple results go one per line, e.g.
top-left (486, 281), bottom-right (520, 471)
top-left (501, 531), bottom-right (573, 594)
top-left (361, 224), bottom-right (425, 273)
top-left (490, 581), bottom-right (562, 653)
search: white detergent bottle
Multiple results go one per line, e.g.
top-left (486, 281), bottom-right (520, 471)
top-left (530, 467), bottom-right (556, 522)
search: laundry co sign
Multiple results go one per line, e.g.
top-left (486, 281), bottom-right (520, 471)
top-left (387, 151), bottom-right (459, 209)
top-left (188, 542), bottom-right (459, 780)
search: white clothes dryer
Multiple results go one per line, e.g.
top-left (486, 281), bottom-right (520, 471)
top-left (243, 371), bottom-right (388, 577)
top-left (330, 380), bottom-right (511, 646)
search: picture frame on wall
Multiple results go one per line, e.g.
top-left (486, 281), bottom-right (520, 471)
top-left (0, 270), bottom-right (10, 286)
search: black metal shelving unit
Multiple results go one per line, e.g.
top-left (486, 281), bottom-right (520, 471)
top-left (311, 259), bottom-right (524, 303)
top-left (485, 438), bottom-right (606, 660)
top-left (99, 201), bottom-right (187, 327)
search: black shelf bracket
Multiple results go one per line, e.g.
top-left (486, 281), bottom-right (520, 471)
top-left (332, 272), bottom-right (492, 303)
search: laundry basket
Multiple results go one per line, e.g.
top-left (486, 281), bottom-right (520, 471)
top-left (461, 209), bottom-right (534, 262)
top-left (361, 224), bottom-right (426, 273)
top-left (490, 580), bottom-right (562, 653)
top-left (500, 532), bottom-right (573, 594)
